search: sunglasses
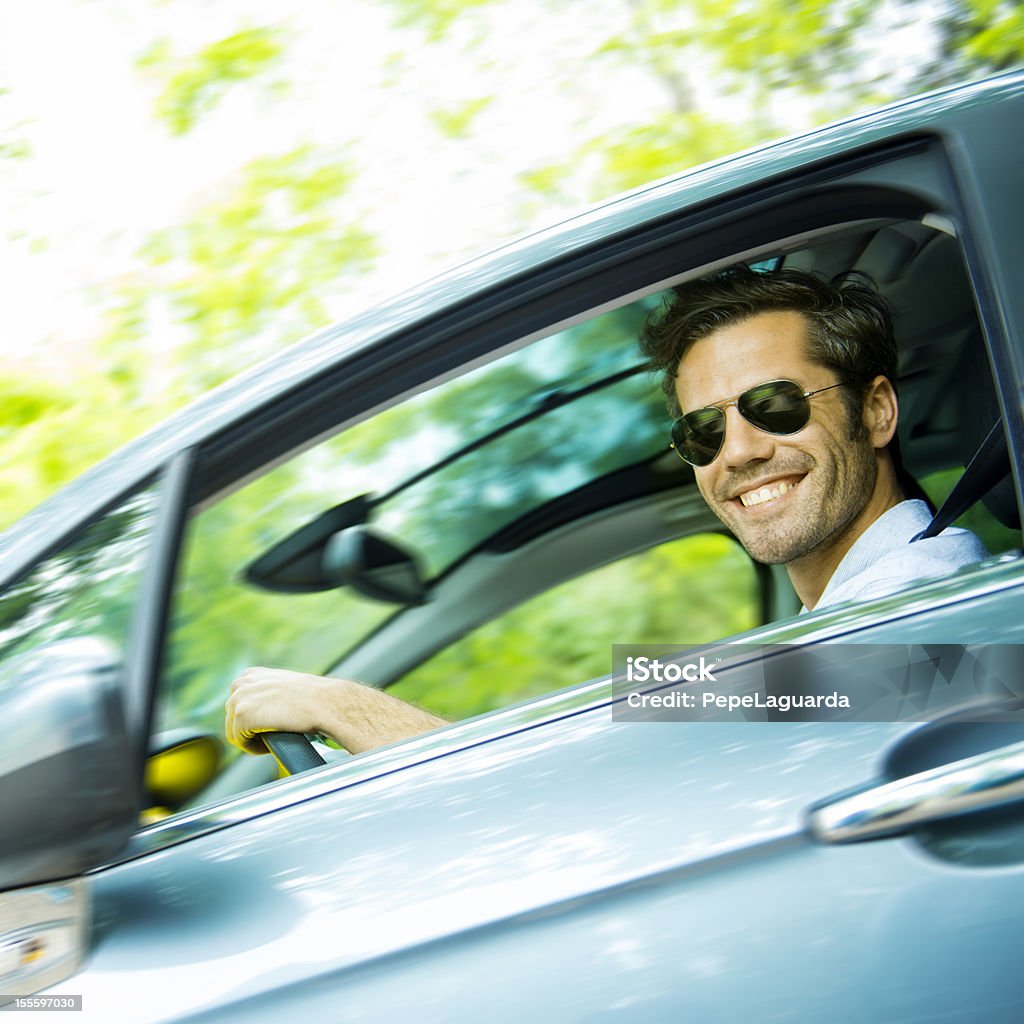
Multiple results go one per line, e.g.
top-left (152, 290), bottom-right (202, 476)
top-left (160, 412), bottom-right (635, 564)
top-left (670, 379), bottom-right (848, 467)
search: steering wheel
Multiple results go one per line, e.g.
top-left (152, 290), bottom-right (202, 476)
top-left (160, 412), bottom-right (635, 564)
top-left (263, 732), bottom-right (327, 774)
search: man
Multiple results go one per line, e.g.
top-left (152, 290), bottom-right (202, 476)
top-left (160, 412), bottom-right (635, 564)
top-left (640, 265), bottom-right (987, 611)
top-left (226, 265), bottom-right (987, 756)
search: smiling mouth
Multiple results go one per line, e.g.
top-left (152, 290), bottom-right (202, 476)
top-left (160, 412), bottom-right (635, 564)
top-left (737, 476), bottom-right (803, 509)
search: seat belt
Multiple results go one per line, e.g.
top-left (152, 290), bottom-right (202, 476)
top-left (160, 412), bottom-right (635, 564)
top-left (911, 419), bottom-right (1008, 541)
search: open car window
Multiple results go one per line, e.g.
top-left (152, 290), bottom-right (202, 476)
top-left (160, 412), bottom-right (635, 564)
top-left (158, 293), bottom-right (692, 737)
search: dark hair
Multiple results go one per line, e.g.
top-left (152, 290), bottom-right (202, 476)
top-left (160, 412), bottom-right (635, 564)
top-left (641, 264), bottom-right (931, 506)
top-left (640, 264), bottom-right (897, 421)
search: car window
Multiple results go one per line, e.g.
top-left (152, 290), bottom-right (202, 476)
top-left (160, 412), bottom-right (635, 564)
top-left (158, 293), bottom-right (676, 742)
top-left (0, 486), bottom-right (158, 680)
top-left (157, 475), bottom-right (398, 738)
top-left (387, 532), bottom-right (760, 720)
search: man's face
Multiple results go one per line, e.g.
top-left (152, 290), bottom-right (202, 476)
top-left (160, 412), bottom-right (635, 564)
top-left (674, 310), bottom-right (877, 565)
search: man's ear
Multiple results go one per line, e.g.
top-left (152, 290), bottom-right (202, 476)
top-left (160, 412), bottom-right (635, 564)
top-left (862, 375), bottom-right (898, 448)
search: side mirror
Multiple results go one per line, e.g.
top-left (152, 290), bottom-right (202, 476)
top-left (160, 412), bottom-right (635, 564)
top-left (0, 638), bottom-right (136, 890)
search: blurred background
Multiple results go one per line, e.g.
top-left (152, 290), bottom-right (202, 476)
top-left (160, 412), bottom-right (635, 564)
top-left (2, 0), bottom-right (1022, 532)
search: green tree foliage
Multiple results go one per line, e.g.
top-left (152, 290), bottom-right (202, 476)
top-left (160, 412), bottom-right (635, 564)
top-left (560, 0), bottom-right (872, 193)
top-left (389, 534), bottom-right (758, 718)
top-left (382, 0), bottom-right (1024, 198)
top-left (0, 143), bottom-right (377, 531)
top-left (7, 2), bottom-right (1019, 526)
top-left (0, 86), bottom-right (32, 162)
top-left (0, 372), bottom-right (156, 526)
top-left (107, 146), bottom-right (378, 393)
top-left (913, 0), bottom-right (1024, 88)
top-left (581, 111), bottom-right (750, 196)
top-left (636, 0), bottom-right (876, 94)
top-left (137, 27), bottom-right (288, 135)
top-left (429, 96), bottom-right (494, 139)
top-left (384, 0), bottom-right (496, 42)
top-left (1, 20), bottom-right (381, 534)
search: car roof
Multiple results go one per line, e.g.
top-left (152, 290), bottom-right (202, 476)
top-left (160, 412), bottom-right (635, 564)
top-left (3, 70), bottom-right (1022, 584)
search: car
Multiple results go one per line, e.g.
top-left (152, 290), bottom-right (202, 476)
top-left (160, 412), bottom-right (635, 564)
top-left (2, 70), bottom-right (1024, 1022)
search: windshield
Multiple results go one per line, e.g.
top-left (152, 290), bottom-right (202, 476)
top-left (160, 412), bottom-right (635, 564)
top-left (374, 367), bottom-right (667, 576)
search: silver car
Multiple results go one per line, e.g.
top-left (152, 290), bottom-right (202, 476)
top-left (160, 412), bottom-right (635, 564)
top-left (2, 70), bottom-right (1023, 1021)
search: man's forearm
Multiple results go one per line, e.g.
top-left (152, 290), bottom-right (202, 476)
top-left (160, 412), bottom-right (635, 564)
top-left (318, 677), bottom-right (448, 754)
top-left (226, 667), bottom-right (448, 756)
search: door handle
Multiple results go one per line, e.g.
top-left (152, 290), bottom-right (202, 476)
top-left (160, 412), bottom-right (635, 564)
top-left (808, 739), bottom-right (1024, 844)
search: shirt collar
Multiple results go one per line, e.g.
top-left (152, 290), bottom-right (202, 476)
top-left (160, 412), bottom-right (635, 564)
top-left (803, 499), bottom-right (933, 612)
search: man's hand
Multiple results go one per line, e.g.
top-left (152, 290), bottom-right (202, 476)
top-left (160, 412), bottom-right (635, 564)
top-left (225, 667), bottom-right (448, 756)
top-left (225, 667), bottom-right (336, 755)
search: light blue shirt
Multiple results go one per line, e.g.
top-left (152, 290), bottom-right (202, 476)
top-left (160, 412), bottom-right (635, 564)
top-left (809, 499), bottom-right (989, 611)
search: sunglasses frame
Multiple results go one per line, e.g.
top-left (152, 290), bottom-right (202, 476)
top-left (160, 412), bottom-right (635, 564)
top-left (670, 379), bottom-right (848, 467)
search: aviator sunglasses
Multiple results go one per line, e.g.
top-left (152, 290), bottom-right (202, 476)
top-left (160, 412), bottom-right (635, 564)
top-left (670, 379), bottom-right (848, 467)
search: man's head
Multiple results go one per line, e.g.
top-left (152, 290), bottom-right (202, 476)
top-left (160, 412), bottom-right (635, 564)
top-left (640, 266), bottom-right (905, 572)
top-left (642, 265), bottom-right (898, 423)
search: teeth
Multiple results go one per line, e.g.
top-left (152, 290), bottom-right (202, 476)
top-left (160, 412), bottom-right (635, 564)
top-left (740, 480), bottom-right (795, 507)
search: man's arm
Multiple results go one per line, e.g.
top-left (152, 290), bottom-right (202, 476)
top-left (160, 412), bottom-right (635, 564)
top-left (225, 667), bottom-right (448, 755)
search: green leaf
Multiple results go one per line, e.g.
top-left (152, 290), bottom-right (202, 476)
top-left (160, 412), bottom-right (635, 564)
top-left (138, 26), bottom-right (288, 136)
top-left (382, 0), bottom-right (496, 43)
top-left (428, 96), bottom-right (494, 139)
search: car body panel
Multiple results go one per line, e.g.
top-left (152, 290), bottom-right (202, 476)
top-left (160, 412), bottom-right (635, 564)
top-left (54, 709), bottom-right (1024, 1022)
top-left (101, 556), bottom-right (1024, 869)
top-left (40, 554), bottom-right (1024, 1020)
top-left (45, 721), bottom-right (900, 1017)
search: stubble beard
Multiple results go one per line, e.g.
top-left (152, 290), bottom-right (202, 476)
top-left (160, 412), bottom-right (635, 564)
top-left (713, 438), bottom-right (878, 567)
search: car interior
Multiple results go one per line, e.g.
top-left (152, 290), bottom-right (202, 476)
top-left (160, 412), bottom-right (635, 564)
top-left (149, 181), bottom-right (1023, 814)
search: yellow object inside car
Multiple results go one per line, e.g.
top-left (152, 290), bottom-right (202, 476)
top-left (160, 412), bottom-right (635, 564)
top-left (141, 734), bottom-right (222, 823)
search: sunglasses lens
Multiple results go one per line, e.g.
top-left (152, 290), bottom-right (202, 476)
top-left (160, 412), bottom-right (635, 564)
top-left (671, 407), bottom-right (726, 467)
top-left (670, 381), bottom-right (816, 466)
top-left (737, 380), bottom-right (810, 434)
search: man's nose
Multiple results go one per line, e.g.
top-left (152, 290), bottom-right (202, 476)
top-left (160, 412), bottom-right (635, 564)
top-left (719, 405), bottom-right (776, 467)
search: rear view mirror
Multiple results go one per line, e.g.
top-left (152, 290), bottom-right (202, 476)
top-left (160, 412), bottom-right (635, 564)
top-left (323, 525), bottom-right (428, 605)
top-left (243, 495), bottom-right (372, 593)
top-left (0, 637), bottom-right (136, 890)
top-left (243, 497), bottom-right (430, 605)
